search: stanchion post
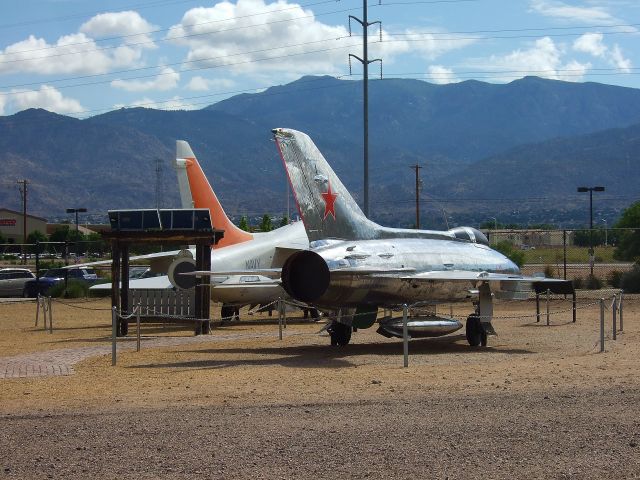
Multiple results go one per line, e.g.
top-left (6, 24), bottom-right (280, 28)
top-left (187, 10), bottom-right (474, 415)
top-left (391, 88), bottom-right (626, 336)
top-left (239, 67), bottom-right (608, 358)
top-left (278, 298), bottom-right (283, 340)
top-left (619, 290), bottom-right (624, 332)
top-left (536, 292), bottom-right (540, 322)
top-left (402, 304), bottom-right (409, 368)
top-left (136, 303), bottom-right (141, 352)
top-left (546, 289), bottom-right (550, 326)
top-left (48, 297), bottom-right (53, 334)
top-left (612, 295), bottom-right (617, 341)
top-left (35, 294), bottom-right (40, 326)
top-left (599, 298), bottom-right (605, 353)
top-left (572, 291), bottom-right (577, 323)
top-left (112, 306), bottom-right (117, 366)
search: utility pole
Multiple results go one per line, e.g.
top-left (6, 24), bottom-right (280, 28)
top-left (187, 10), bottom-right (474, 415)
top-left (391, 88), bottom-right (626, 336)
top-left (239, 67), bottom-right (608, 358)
top-left (349, 3), bottom-right (382, 218)
top-left (409, 164), bottom-right (422, 229)
top-left (17, 179), bottom-right (28, 264)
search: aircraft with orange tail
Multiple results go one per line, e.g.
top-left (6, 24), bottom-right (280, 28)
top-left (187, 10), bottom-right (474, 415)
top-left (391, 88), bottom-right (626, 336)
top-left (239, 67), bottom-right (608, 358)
top-left (90, 140), bottom-right (309, 320)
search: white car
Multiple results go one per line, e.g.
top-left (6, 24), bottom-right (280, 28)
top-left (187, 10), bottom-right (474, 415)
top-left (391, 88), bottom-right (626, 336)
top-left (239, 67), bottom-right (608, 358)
top-left (0, 268), bottom-right (36, 297)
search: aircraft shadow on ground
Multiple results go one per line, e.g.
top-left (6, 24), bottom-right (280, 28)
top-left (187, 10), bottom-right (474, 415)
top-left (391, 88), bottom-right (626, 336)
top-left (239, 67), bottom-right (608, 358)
top-left (128, 334), bottom-right (533, 371)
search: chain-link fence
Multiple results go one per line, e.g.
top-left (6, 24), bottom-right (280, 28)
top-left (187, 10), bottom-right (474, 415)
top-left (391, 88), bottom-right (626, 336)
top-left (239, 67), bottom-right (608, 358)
top-left (486, 228), bottom-right (638, 289)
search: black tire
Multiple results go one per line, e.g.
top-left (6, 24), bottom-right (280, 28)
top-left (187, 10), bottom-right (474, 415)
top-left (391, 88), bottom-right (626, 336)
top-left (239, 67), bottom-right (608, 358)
top-left (466, 315), bottom-right (482, 347)
top-left (22, 289), bottom-right (29, 298)
top-left (221, 305), bottom-right (235, 322)
top-left (201, 320), bottom-right (211, 334)
top-left (310, 308), bottom-right (320, 321)
top-left (328, 322), bottom-right (352, 346)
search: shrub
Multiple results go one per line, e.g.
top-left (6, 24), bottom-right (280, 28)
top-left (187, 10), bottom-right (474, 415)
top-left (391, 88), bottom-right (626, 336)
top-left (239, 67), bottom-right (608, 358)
top-left (584, 274), bottom-right (603, 290)
top-left (494, 240), bottom-right (525, 268)
top-left (572, 277), bottom-right (584, 289)
top-left (608, 270), bottom-right (624, 289)
top-left (48, 280), bottom-right (89, 298)
top-left (543, 264), bottom-right (555, 278)
top-left (621, 265), bottom-right (640, 293)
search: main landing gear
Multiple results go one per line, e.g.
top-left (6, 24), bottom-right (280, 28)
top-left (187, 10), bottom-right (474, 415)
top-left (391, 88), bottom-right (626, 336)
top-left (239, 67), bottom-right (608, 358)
top-left (327, 321), bottom-right (352, 346)
top-left (465, 313), bottom-right (487, 347)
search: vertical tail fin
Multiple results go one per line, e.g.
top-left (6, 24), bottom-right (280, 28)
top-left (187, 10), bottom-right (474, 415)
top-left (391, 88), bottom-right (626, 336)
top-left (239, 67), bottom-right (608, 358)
top-left (175, 140), bottom-right (253, 247)
top-left (273, 128), bottom-right (380, 241)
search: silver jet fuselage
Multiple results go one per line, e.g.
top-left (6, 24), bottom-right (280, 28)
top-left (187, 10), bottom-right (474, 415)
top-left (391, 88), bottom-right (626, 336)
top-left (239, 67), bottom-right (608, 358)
top-left (282, 237), bottom-right (520, 308)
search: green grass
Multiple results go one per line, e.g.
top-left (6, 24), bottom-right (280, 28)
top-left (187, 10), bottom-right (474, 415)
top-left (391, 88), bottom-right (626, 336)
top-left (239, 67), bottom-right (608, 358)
top-left (520, 246), bottom-right (618, 264)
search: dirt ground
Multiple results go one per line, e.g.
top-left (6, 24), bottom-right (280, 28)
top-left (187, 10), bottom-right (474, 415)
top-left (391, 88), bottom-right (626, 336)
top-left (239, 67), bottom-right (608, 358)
top-left (0, 294), bottom-right (638, 479)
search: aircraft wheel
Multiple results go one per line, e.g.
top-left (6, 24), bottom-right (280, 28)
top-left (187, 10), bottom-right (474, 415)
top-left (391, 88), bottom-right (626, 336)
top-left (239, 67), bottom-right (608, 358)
top-left (327, 322), bottom-right (351, 346)
top-left (221, 305), bottom-right (235, 322)
top-left (310, 308), bottom-right (320, 322)
top-left (465, 314), bottom-right (482, 347)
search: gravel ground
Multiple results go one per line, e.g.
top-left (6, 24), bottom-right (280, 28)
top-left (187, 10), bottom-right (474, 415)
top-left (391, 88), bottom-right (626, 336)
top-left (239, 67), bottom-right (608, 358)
top-left (2, 388), bottom-right (639, 479)
top-left (1, 296), bottom-right (638, 479)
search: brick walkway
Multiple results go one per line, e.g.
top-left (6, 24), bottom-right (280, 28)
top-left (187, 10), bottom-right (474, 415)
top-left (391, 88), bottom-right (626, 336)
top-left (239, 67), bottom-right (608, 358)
top-left (0, 331), bottom-right (289, 380)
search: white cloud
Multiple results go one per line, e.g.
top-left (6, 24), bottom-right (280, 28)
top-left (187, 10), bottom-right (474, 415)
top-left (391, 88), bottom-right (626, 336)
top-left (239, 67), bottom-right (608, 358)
top-left (573, 33), bottom-right (607, 57)
top-left (186, 75), bottom-right (235, 91)
top-left (479, 37), bottom-right (591, 82)
top-left (573, 33), bottom-right (632, 72)
top-left (111, 67), bottom-right (180, 92)
top-left (80, 11), bottom-right (157, 46)
top-left (166, 0), bottom-right (352, 76)
top-left (387, 30), bottom-right (476, 61)
top-left (0, 85), bottom-right (83, 114)
top-left (610, 44), bottom-right (632, 72)
top-left (427, 65), bottom-right (459, 84)
top-left (530, 0), bottom-right (618, 24)
top-left (114, 96), bottom-right (198, 110)
top-left (0, 11), bottom-right (155, 75)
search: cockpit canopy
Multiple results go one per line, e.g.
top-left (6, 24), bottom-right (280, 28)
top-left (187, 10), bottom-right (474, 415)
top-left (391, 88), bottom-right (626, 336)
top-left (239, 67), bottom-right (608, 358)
top-left (448, 227), bottom-right (490, 246)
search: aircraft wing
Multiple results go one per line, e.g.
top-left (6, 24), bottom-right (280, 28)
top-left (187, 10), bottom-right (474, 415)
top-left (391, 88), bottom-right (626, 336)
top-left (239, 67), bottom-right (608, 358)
top-left (62, 249), bottom-right (186, 268)
top-left (188, 268), bottom-right (283, 279)
top-left (396, 270), bottom-right (574, 294)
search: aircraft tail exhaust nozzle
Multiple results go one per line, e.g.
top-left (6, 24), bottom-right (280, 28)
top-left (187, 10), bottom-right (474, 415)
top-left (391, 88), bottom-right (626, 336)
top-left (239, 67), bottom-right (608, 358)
top-left (281, 250), bottom-right (330, 303)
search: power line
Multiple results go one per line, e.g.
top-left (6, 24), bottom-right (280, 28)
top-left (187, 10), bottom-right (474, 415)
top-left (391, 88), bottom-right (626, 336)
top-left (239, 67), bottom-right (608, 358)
top-left (0, 0), bottom-right (200, 29)
top-left (0, 35), bottom-right (357, 91)
top-left (0, 0), bottom-right (351, 62)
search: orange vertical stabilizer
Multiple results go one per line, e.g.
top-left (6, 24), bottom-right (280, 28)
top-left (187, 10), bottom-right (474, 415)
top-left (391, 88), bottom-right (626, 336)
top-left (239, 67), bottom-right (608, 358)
top-left (180, 150), bottom-right (253, 248)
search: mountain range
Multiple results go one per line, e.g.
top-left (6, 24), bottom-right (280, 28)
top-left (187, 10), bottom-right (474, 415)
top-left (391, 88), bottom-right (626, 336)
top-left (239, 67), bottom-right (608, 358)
top-left (1, 75), bottom-right (639, 227)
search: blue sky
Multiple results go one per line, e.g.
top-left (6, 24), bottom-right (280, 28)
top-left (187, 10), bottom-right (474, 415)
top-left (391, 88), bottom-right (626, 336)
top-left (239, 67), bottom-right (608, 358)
top-left (1, 0), bottom-right (639, 117)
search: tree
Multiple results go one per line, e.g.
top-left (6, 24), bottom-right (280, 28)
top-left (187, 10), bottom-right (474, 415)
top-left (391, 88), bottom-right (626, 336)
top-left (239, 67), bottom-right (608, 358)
top-left (494, 240), bottom-right (525, 268)
top-left (238, 216), bottom-right (249, 232)
top-left (613, 201), bottom-right (640, 261)
top-left (26, 230), bottom-right (47, 254)
top-left (260, 214), bottom-right (273, 232)
top-left (49, 226), bottom-right (70, 243)
top-left (280, 215), bottom-right (289, 227)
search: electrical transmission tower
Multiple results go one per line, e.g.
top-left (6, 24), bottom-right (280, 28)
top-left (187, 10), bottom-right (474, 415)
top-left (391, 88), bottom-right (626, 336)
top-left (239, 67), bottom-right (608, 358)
top-left (348, 2), bottom-right (382, 219)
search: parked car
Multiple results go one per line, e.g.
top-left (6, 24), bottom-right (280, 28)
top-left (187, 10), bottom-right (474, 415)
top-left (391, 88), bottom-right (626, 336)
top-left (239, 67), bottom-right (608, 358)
top-left (23, 267), bottom-right (99, 297)
top-left (0, 268), bottom-right (36, 297)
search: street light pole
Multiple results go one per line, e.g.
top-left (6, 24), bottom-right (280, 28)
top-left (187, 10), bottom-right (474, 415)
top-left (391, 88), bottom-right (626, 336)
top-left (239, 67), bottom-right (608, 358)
top-left (66, 208), bottom-right (87, 232)
top-left (577, 186), bottom-right (605, 276)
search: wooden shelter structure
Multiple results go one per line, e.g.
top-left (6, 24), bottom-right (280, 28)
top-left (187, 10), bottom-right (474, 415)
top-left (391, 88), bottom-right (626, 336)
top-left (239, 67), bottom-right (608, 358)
top-left (102, 209), bottom-right (224, 336)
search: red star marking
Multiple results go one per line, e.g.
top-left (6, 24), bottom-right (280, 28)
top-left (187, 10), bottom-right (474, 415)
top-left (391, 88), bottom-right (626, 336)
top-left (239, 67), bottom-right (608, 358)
top-left (321, 181), bottom-right (338, 220)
